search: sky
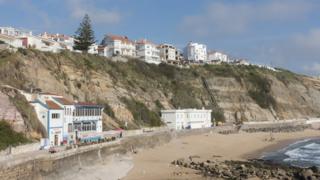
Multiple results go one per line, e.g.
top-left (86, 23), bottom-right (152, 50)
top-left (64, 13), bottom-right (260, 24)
top-left (0, 0), bottom-right (320, 76)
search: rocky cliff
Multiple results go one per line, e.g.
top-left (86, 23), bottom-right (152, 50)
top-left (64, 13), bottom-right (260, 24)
top-left (0, 49), bottom-right (320, 133)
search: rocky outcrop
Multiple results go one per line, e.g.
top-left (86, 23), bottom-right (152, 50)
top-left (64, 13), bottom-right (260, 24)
top-left (0, 91), bottom-right (25, 132)
top-left (172, 158), bottom-right (320, 180)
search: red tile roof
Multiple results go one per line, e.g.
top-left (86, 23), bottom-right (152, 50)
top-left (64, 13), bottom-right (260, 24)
top-left (54, 98), bottom-right (73, 105)
top-left (136, 39), bottom-right (157, 46)
top-left (107, 34), bottom-right (134, 44)
top-left (46, 100), bottom-right (63, 110)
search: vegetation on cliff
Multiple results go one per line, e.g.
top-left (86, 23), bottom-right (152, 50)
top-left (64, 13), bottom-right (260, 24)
top-left (0, 49), bottom-right (319, 130)
top-left (0, 121), bottom-right (30, 150)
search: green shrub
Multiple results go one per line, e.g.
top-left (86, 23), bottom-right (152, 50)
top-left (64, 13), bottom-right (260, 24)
top-left (154, 100), bottom-right (164, 110)
top-left (97, 100), bottom-right (115, 118)
top-left (0, 121), bottom-right (30, 150)
top-left (245, 71), bottom-right (277, 109)
top-left (121, 97), bottom-right (163, 127)
top-left (212, 108), bottom-right (225, 124)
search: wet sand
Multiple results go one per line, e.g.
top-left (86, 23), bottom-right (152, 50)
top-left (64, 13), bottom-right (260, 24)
top-left (124, 129), bottom-right (320, 180)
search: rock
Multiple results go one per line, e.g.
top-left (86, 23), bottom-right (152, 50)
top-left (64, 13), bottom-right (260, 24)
top-left (301, 169), bottom-right (314, 180)
top-left (310, 166), bottom-right (320, 173)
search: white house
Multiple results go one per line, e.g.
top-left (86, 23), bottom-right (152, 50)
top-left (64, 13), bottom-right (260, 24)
top-left (0, 34), bottom-right (23, 48)
top-left (161, 108), bottom-right (212, 130)
top-left (207, 51), bottom-right (229, 62)
top-left (184, 42), bottom-right (207, 62)
top-left (40, 32), bottom-right (75, 51)
top-left (136, 39), bottom-right (161, 64)
top-left (31, 93), bottom-right (104, 147)
top-left (97, 45), bottom-right (110, 57)
top-left (31, 95), bottom-right (64, 147)
top-left (88, 43), bottom-right (99, 55)
top-left (0, 27), bottom-right (32, 37)
top-left (101, 34), bottom-right (136, 57)
top-left (158, 44), bottom-right (180, 64)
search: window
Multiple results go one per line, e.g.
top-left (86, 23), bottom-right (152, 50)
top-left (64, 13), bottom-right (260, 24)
top-left (92, 122), bottom-right (96, 131)
top-left (74, 123), bottom-right (81, 131)
top-left (83, 122), bottom-right (92, 131)
top-left (52, 113), bottom-right (60, 119)
top-left (68, 123), bottom-right (73, 132)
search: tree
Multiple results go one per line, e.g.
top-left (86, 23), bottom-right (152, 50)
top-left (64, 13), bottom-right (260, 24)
top-left (74, 14), bottom-right (95, 52)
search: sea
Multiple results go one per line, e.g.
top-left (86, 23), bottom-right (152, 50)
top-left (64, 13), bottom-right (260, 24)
top-left (262, 138), bottom-right (320, 168)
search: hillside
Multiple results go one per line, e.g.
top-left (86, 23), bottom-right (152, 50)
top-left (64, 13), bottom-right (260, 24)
top-left (0, 49), bottom-right (320, 135)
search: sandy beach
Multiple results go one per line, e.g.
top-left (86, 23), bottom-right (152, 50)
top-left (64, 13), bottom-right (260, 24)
top-left (124, 129), bottom-right (320, 180)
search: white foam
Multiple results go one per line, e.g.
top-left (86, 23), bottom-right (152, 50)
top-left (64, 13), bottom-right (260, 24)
top-left (284, 142), bottom-right (320, 166)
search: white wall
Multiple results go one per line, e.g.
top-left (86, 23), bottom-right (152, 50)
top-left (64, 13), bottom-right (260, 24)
top-left (161, 109), bottom-right (212, 130)
top-left (184, 43), bottom-right (207, 62)
top-left (136, 43), bottom-right (161, 64)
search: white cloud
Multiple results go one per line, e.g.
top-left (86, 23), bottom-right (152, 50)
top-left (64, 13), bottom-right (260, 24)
top-left (67, 0), bottom-right (121, 25)
top-left (180, 0), bottom-right (314, 36)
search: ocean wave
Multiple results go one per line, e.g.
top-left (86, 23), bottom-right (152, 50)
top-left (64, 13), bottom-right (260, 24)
top-left (263, 139), bottom-right (320, 168)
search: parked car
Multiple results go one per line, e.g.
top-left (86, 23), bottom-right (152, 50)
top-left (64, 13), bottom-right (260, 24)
top-left (48, 147), bottom-right (57, 154)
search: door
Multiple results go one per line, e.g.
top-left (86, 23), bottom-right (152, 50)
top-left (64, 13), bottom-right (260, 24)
top-left (54, 135), bottom-right (58, 146)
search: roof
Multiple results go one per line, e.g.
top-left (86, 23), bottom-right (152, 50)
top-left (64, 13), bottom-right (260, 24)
top-left (39, 92), bottom-right (60, 96)
top-left (106, 34), bottom-right (134, 44)
top-left (136, 39), bottom-right (157, 46)
top-left (46, 100), bottom-right (63, 110)
top-left (40, 32), bottom-right (72, 40)
top-left (54, 97), bottom-right (74, 105)
top-left (161, 109), bottom-right (212, 113)
top-left (75, 102), bottom-right (103, 107)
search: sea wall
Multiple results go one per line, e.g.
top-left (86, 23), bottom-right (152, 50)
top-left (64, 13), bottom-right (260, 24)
top-left (0, 128), bottom-right (214, 180)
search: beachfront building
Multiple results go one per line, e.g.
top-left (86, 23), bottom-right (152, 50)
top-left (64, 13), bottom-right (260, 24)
top-left (100, 34), bottom-right (136, 57)
top-left (72, 102), bottom-right (104, 141)
top-left (161, 108), bottom-right (212, 130)
top-left (136, 39), bottom-right (161, 64)
top-left (158, 44), bottom-right (181, 65)
top-left (184, 42), bottom-right (207, 63)
top-left (207, 51), bottom-right (229, 63)
top-left (31, 94), bottom-right (64, 147)
top-left (31, 93), bottom-right (104, 146)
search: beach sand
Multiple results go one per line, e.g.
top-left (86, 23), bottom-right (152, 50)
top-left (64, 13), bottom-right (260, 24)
top-left (124, 129), bottom-right (320, 180)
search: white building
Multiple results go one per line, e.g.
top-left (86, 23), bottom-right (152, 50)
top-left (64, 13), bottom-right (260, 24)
top-left (0, 34), bottom-right (23, 48)
top-left (184, 42), bottom-right (207, 63)
top-left (136, 39), bottom-right (161, 64)
top-left (97, 45), bottom-right (109, 57)
top-left (88, 43), bottom-right (99, 55)
top-left (20, 36), bottom-right (63, 53)
top-left (161, 108), bottom-right (212, 130)
top-left (31, 94), bottom-right (64, 147)
top-left (207, 51), bottom-right (229, 62)
top-left (158, 44), bottom-right (180, 64)
top-left (101, 34), bottom-right (136, 57)
top-left (40, 32), bottom-right (75, 51)
top-left (31, 93), bottom-right (104, 147)
top-left (0, 27), bottom-right (32, 37)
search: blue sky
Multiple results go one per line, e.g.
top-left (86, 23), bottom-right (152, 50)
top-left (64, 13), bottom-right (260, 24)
top-left (1, 0), bottom-right (320, 76)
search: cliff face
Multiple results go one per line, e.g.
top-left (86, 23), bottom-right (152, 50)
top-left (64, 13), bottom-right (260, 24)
top-left (0, 49), bottom-right (319, 131)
